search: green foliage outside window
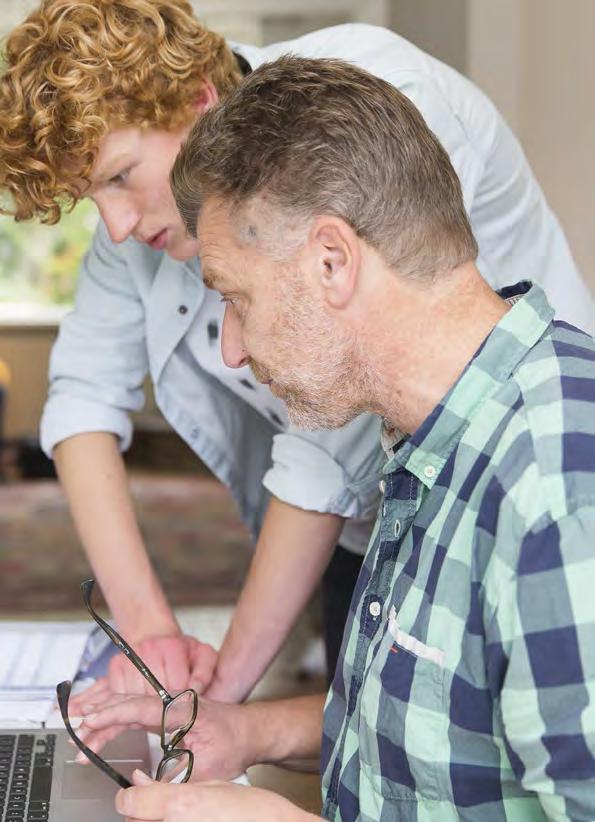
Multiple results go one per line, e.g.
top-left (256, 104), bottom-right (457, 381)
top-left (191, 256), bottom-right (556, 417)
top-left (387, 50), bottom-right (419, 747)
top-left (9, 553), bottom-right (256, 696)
top-left (0, 200), bottom-right (98, 305)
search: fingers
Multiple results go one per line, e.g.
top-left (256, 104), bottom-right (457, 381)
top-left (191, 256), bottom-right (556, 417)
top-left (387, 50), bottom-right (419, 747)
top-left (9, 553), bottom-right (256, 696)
top-left (186, 639), bottom-right (218, 695)
top-left (162, 641), bottom-right (192, 695)
top-left (117, 771), bottom-right (157, 820)
top-left (132, 769), bottom-right (155, 786)
top-left (81, 695), bottom-right (163, 732)
top-left (73, 694), bottom-right (162, 762)
top-left (73, 688), bottom-right (139, 721)
top-left (108, 654), bottom-right (153, 696)
top-left (68, 677), bottom-right (111, 715)
top-left (110, 635), bottom-right (196, 696)
top-left (74, 724), bottom-right (124, 763)
top-left (116, 783), bottom-right (180, 820)
top-left (75, 691), bottom-right (143, 723)
top-left (116, 781), bottom-right (254, 822)
top-left (72, 635), bottom-right (212, 712)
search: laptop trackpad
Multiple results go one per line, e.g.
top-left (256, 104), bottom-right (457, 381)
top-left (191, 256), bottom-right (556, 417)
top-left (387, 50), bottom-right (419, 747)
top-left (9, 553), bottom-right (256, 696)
top-left (61, 732), bottom-right (149, 800)
top-left (62, 762), bottom-right (120, 800)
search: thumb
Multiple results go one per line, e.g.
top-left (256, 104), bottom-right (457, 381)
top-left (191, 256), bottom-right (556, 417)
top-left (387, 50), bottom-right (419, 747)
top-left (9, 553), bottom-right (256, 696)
top-left (131, 768), bottom-right (154, 786)
top-left (189, 676), bottom-right (206, 696)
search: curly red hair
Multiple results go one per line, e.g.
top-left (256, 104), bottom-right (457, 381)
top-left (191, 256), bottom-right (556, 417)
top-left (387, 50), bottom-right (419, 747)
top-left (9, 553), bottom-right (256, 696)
top-left (0, 0), bottom-right (241, 223)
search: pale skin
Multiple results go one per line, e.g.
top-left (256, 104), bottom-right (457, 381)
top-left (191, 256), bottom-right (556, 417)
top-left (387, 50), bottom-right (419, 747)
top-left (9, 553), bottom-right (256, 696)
top-left (62, 82), bottom-right (345, 712)
top-left (77, 197), bottom-right (509, 820)
top-left (56, 431), bottom-right (216, 699)
top-left (75, 692), bottom-right (325, 780)
top-left (79, 693), bottom-right (324, 820)
top-left (116, 774), bottom-right (318, 822)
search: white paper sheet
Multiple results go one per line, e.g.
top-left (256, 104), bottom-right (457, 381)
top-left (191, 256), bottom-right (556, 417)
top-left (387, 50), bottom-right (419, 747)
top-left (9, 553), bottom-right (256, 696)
top-left (0, 621), bottom-right (93, 727)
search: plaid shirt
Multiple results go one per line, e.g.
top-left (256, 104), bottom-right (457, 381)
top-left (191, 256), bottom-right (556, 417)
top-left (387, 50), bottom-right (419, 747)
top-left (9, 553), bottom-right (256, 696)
top-left (321, 282), bottom-right (595, 821)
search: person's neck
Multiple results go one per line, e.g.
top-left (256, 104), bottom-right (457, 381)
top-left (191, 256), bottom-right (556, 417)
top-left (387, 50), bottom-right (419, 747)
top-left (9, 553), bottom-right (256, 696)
top-left (360, 262), bottom-right (509, 436)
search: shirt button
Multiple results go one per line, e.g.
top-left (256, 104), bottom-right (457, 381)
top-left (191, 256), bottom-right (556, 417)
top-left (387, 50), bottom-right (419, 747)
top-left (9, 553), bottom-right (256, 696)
top-left (424, 464), bottom-right (437, 479)
top-left (369, 601), bottom-right (382, 618)
top-left (394, 519), bottom-right (401, 538)
top-left (379, 480), bottom-right (386, 493)
top-left (178, 304), bottom-right (188, 315)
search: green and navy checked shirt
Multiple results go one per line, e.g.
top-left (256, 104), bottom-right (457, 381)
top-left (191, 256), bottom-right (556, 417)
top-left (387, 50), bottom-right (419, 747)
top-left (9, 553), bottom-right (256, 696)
top-left (321, 282), bottom-right (595, 821)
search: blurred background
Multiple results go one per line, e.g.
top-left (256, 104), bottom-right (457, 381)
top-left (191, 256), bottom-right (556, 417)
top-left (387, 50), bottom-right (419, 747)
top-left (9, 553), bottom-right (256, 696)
top-left (1, 0), bottom-right (594, 456)
top-left (0, 1), bottom-right (594, 811)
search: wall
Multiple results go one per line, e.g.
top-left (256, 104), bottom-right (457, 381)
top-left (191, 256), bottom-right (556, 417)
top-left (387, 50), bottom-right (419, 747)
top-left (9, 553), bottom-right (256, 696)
top-left (1, 1), bottom-right (390, 46)
top-left (466, 0), bottom-right (521, 131)
top-left (391, 0), bottom-right (467, 74)
top-left (392, 1), bottom-right (594, 294)
top-left (466, 0), bottom-right (595, 292)
top-left (193, 0), bottom-right (390, 44)
top-left (0, 325), bottom-right (54, 440)
top-left (519, 0), bottom-right (595, 290)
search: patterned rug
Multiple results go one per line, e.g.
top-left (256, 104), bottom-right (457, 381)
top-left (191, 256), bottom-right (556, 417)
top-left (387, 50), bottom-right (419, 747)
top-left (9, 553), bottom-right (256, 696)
top-left (0, 474), bottom-right (252, 614)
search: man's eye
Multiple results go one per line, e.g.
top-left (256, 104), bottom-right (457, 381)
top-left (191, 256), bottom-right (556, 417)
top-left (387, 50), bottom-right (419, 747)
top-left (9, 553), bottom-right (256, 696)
top-left (220, 295), bottom-right (237, 306)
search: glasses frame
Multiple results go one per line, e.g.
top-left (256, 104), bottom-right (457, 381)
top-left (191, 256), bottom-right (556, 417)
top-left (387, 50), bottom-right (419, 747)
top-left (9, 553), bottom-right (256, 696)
top-left (57, 578), bottom-right (198, 788)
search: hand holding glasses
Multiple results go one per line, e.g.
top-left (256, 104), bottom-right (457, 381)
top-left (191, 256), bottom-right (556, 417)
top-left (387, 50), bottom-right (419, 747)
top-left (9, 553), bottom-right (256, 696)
top-left (57, 579), bottom-right (198, 788)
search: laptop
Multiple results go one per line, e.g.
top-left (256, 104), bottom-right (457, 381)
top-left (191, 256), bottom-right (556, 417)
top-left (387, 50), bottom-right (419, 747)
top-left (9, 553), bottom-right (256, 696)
top-left (0, 728), bottom-right (151, 822)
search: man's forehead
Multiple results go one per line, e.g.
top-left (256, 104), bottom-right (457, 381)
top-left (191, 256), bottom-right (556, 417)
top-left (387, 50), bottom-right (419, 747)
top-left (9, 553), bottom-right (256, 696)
top-left (197, 196), bottom-right (232, 232)
top-left (197, 200), bottom-right (237, 253)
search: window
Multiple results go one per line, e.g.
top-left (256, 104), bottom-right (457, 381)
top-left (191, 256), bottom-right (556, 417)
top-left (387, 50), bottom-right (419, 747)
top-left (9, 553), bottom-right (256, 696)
top-left (0, 202), bottom-right (98, 309)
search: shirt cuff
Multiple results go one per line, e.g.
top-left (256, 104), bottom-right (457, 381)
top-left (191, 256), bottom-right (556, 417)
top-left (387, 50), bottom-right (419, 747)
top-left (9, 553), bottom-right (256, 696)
top-left (40, 395), bottom-right (133, 457)
top-left (262, 431), bottom-right (383, 520)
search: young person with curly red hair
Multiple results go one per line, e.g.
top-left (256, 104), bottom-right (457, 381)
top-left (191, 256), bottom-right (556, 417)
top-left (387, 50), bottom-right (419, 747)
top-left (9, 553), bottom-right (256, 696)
top-left (0, 0), bottom-right (593, 711)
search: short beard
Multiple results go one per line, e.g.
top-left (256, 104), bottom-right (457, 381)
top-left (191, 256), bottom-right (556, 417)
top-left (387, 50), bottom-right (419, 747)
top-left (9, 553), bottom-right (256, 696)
top-left (267, 280), bottom-right (369, 430)
top-left (285, 387), bottom-right (361, 430)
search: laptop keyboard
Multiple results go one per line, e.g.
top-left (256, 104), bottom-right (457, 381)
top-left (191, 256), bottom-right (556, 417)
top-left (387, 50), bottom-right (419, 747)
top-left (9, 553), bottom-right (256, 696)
top-left (0, 734), bottom-right (54, 822)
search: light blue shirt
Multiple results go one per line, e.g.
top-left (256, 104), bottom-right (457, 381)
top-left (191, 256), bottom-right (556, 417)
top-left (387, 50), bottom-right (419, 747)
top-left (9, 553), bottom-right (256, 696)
top-left (41, 24), bottom-right (594, 551)
top-left (41, 225), bottom-right (384, 544)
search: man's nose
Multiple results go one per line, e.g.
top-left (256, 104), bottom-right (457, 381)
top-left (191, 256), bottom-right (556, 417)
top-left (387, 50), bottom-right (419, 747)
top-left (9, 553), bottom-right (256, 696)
top-left (98, 198), bottom-right (141, 245)
top-left (221, 304), bottom-right (250, 369)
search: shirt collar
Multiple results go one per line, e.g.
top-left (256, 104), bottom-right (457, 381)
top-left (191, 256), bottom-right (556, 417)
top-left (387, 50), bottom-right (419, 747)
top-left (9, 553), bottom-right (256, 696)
top-left (232, 50), bottom-right (252, 76)
top-left (384, 281), bottom-right (555, 488)
top-left (227, 41), bottom-right (262, 72)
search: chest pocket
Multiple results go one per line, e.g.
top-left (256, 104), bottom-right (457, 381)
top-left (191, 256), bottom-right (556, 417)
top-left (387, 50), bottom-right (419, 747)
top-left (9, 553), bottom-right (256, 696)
top-left (359, 606), bottom-right (450, 802)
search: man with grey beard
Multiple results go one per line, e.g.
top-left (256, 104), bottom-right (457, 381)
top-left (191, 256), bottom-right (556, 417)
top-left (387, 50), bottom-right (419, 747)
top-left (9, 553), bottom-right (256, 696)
top-left (77, 56), bottom-right (595, 821)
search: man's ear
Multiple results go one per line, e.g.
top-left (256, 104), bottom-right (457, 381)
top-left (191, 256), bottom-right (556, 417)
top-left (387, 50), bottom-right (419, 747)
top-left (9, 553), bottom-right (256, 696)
top-left (311, 217), bottom-right (360, 310)
top-left (193, 79), bottom-right (219, 115)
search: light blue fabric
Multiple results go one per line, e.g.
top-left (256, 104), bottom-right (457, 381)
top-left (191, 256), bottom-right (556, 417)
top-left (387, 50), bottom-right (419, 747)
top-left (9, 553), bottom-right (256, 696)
top-left (41, 24), bottom-right (593, 550)
top-left (41, 221), bottom-right (385, 542)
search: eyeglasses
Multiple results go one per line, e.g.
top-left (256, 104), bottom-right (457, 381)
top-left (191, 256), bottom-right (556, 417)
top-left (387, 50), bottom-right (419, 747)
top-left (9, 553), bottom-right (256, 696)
top-left (56, 579), bottom-right (198, 788)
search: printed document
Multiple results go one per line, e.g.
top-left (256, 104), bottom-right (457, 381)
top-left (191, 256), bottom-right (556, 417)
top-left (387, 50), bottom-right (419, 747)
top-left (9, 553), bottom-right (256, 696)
top-left (0, 621), bottom-right (92, 727)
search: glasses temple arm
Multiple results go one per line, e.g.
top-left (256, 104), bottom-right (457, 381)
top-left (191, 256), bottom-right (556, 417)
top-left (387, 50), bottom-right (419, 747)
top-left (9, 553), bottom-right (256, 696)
top-left (81, 580), bottom-right (171, 701)
top-left (56, 681), bottom-right (132, 789)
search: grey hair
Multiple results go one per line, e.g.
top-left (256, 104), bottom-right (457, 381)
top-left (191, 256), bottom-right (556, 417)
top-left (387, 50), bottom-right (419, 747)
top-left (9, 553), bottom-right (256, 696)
top-left (170, 54), bottom-right (478, 278)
